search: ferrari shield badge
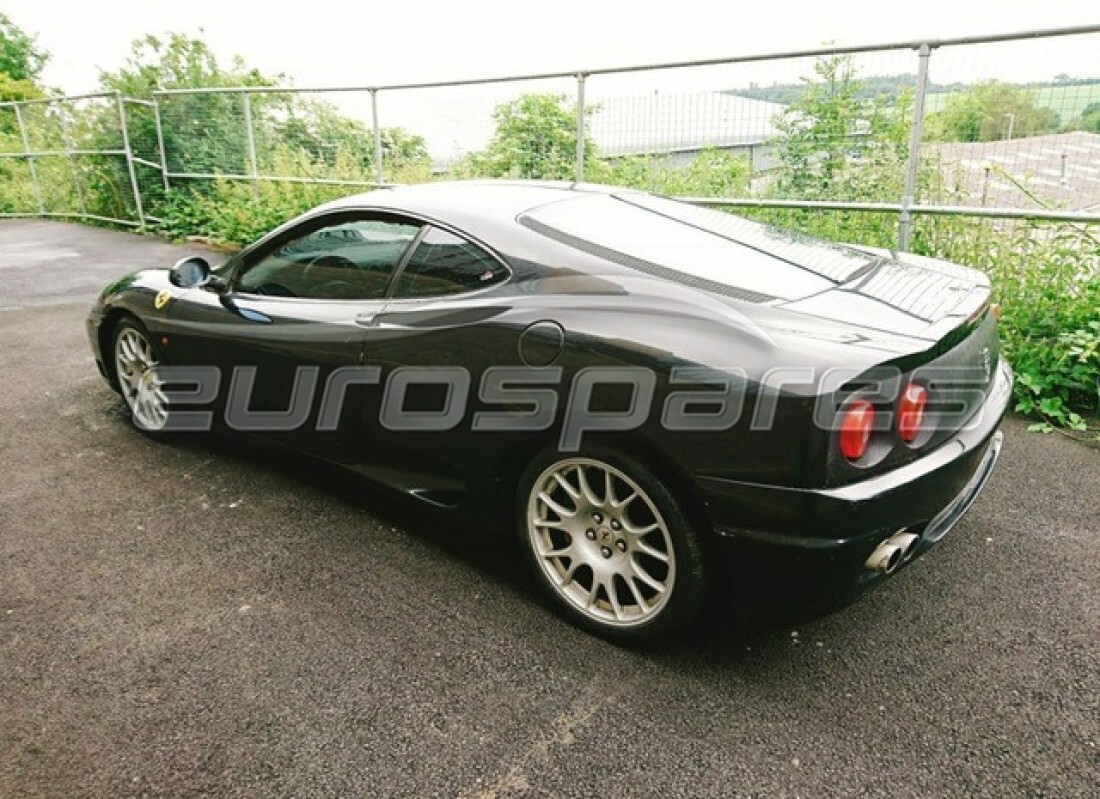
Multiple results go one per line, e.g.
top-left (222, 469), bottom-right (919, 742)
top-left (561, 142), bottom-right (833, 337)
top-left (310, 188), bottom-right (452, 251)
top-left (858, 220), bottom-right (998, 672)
top-left (154, 290), bottom-right (173, 310)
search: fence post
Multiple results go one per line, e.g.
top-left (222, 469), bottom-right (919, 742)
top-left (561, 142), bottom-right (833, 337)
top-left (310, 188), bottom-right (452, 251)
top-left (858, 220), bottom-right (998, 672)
top-left (575, 72), bottom-right (587, 183)
top-left (116, 94), bottom-right (146, 226)
top-left (13, 104), bottom-right (45, 214)
top-left (54, 99), bottom-right (87, 216)
top-left (242, 92), bottom-right (260, 196)
top-left (152, 96), bottom-right (171, 193)
top-left (898, 43), bottom-right (932, 252)
top-left (370, 88), bottom-right (384, 185)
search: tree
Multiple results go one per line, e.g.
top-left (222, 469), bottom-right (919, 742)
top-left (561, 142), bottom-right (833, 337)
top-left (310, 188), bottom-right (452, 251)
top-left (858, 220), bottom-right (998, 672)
top-left (759, 55), bottom-right (929, 248)
top-left (378, 127), bottom-right (430, 176)
top-left (276, 101), bottom-right (429, 176)
top-left (100, 33), bottom-right (274, 96)
top-left (100, 33), bottom-right (280, 173)
top-left (0, 12), bottom-right (46, 81)
top-left (81, 34), bottom-right (282, 219)
top-left (0, 12), bottom-right (48, 101)
top-left (0, 13), bottom-right (49, 212)
top-left (928, 81), bottom-right (1060, 142)
top-left (101, 33), bottom-right (428, 189)
top-left (466, 93), bottom-right (599, 180)
top-left (1076, 102), bottom-right (1100, 134)
top-left (771, 55), bottom-right (911, 201)
top-left (91, 32), bottom-right (430, 223)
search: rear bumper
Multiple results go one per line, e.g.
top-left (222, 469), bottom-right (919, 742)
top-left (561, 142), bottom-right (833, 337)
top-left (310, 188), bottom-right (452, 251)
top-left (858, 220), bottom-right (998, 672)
top-left (698, 359), bottom-right (1012, 612)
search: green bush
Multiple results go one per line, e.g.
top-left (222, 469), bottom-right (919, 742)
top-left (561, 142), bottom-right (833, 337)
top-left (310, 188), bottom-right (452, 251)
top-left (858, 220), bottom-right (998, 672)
top-left (962, 223), bottom-right (1099, 437)
top-left (927, 81), bottom-right (1061, 142)
top-left (155, 179), bottom-right (351, 249)
top-left (595, 149), bottom-right (752, 197)
top-left (456, 93), bottom-right (602, 180)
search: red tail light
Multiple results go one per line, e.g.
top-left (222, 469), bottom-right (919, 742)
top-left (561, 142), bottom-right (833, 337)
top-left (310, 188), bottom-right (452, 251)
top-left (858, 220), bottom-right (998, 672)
top-left (898, 383), bottom-right (928, 443)
top-left (839, 399), bottom-right (875, 461)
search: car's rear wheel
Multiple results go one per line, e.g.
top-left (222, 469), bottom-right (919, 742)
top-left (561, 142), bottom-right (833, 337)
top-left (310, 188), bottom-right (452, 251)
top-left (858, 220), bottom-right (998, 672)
top-left (112, 318), bottom-right (170, 434)
top-left (518, 450), bottom-right (706, 640)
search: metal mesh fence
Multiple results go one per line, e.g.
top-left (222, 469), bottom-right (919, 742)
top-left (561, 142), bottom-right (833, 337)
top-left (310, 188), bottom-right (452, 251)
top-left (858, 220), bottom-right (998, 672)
top-left (157, 90), bottom-right (250, 177)
top-left (584, 48), bottom-right (919, 202)
top-left (3, 26), bottom-right (1099, 242)
top-left (251, 90), bottom-right (376, 186)
top-left (919, 32), bottom-right (1100, 215)
top-left (157, 88), bottom-right (386, 187)
top-left (0, 93), bottom-right (145, 225)
top-left (378, 75), bottom-right (579, 178)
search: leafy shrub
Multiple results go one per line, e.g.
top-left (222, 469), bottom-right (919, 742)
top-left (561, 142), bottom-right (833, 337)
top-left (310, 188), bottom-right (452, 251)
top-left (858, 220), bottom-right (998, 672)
top-left (155, 179), bottom-right (351, 249)
top-left (1078, 102), bottom-right (1100, 133)
top-left (596, 149), bottom-right (752, 197)
top-left (966, 223), bottom-right (1099, 437)
top-left (1014, 322), bottom-right (1100, 434)
top-left (458, 93), bottom-right (601, 180)
top-left (926, 81), bottom-right (1061, 142)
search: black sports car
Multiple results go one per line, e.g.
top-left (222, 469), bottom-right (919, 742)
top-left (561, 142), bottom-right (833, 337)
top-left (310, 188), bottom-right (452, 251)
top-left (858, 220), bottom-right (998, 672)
top-left (87, 181), bottom-right (1010, 640)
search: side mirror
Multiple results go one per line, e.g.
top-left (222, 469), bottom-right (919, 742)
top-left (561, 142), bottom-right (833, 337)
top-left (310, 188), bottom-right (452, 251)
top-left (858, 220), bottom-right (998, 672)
top-left (169, 256), bottom-right (213, 289)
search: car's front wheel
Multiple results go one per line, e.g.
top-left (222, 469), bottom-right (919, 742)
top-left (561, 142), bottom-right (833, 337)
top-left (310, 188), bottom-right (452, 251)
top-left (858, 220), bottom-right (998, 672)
top-left (518, 451), bottom-right (706, 641)
top-left (112, 317), bottom-right (170, 434)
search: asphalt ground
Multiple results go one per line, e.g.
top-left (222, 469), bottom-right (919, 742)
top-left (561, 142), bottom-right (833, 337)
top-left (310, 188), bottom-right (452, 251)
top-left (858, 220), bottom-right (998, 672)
top-left (1, 219), bottom-right (1097, 797)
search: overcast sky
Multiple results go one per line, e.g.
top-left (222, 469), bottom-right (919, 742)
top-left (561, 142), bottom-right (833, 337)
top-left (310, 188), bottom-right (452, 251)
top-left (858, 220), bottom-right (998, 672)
top-left (7, 0), bottom-right (1100, 94)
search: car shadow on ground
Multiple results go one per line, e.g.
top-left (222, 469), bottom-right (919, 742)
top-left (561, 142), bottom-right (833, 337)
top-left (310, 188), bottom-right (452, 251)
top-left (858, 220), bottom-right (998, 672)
top-left (142, 422), bottom-right (817, 656)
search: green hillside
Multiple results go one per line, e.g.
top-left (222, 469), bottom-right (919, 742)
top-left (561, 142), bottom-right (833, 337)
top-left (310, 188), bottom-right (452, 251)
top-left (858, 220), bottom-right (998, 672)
top-left (923, 82), bottom-right (1100, 121)
top-left (733, 79), bottom-right (1100, 127)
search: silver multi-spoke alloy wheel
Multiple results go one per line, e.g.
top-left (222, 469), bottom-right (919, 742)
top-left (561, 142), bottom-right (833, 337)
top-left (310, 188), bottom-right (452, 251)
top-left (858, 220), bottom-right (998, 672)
top-left (527, 457), bottom-right (677, 629)
top-left (113, 323), bottom-right (169, 432)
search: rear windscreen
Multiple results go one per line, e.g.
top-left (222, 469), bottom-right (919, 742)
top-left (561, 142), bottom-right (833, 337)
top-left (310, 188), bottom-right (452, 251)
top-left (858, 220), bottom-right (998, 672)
top-left (520, 193), bottom-right (878, 302)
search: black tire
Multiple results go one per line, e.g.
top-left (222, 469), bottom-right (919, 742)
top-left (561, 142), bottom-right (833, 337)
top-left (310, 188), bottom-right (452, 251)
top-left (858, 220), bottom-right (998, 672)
top-left (516, 446), bottom-right (706, 642)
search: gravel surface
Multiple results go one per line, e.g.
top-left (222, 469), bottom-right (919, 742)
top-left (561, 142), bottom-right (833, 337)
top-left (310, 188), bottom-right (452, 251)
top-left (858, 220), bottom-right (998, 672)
top-left (1, 220), bottom-right (1097, 797)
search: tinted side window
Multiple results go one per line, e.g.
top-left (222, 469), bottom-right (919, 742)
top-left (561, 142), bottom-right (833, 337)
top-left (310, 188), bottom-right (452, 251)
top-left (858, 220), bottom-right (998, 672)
top-left (238, 218), bottom-right (420, 300)
top-left (391, 227), bottom-right (507, 299)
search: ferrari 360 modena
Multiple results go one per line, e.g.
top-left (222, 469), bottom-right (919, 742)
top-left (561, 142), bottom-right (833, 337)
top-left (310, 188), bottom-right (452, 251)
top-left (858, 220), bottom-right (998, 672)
top-left (87, 181), bottom-right (1010, 640)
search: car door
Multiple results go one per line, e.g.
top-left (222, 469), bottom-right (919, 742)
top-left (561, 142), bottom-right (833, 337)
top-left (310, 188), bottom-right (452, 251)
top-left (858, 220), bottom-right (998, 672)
top-left (354, 224), bottom-right (521, 505)
top-left (165, 211), bottom-right (422, 464)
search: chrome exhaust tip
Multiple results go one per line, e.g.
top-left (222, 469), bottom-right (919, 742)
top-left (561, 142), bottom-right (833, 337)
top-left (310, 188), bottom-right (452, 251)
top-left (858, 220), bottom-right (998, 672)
top-left (866, 531), bottom-right (921, 574)
top-left (866, 541), bottom-right (904, 574)
top-left (892, 532), bottom-right (920, 562)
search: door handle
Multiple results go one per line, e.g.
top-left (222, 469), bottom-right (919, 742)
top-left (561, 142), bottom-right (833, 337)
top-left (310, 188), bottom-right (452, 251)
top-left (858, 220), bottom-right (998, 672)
top-left (355, 313), bottom-right (378, 328)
